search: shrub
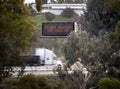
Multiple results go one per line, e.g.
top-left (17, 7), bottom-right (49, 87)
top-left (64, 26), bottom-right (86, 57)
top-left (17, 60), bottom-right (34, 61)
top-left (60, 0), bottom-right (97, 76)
top-left (2, 78), bottom-right (19, 89)
top-left (86, 76), bottom-right (100, 89)
top-left (61, 8), bottom-right (75, 18)
top-left (99, 77), bottom-right (120, 89)
top-left (54, 79), bottom-right (73, 89)
top-left (45, 12), bottom-right (55, 21)
top-left (37, 76), bottom-right (53, 89)
top-left (19, 74), bottom-right (53, 89)
top-left (19, 74), bottom-right (39, 89)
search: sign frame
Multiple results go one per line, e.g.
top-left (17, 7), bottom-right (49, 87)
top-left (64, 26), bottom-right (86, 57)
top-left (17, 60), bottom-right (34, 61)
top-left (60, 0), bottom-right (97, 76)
top-left (42, 22), bottom-right (75, 37)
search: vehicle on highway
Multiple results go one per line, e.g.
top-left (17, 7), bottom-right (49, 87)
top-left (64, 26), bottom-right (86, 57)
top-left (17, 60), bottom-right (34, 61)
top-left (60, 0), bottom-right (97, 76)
top-left (21, 48), bottom-right (63, 67)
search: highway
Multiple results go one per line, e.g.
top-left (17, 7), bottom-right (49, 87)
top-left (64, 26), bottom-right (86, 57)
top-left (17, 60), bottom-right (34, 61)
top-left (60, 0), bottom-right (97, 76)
top-left (12, 65), bottom-right (73, 77)
top-left (12, 65), bottom-right (56, 76)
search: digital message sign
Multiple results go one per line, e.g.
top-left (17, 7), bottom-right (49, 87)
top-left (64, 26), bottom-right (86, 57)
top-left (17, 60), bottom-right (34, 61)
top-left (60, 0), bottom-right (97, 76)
top-left (42, 22), bottom-right (74, 37)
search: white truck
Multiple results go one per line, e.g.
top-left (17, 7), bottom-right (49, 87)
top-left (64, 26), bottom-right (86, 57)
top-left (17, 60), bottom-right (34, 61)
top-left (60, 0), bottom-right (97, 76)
top-left (35, 48), bottom-right (63, 66)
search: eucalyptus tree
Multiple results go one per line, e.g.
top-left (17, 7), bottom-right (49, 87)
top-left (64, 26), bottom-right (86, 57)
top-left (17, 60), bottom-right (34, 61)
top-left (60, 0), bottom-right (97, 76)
top-left (62, 32), bottom-right (79, 65)
top-left (0, 0), bottom-right (42, 80)
top-left (105, 0), bottom-right (120, 11)
top-left (35, 0), bottom-right (42, 11)
top-left (80, 0), bottom-right (120, 56)
top-left (104, 0), bottom-right (120, 46)
top-left (82, 0), bottom-right (120, 36)
top-left (63, 31), bottom-right (113, 66)
top-left (62, 31), bottom-right (115, 88)
top-left (115, 21), bottom-right (120, 46)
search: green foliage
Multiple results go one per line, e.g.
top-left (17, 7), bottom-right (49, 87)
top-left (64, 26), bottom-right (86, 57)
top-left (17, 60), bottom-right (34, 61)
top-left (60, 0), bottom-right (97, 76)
top-left (35, 0), bottom-right (42, 11)
top-left (115, 21), bottom-right (120, 46)
top-left (0, 0), bottom-right (35, 79)
top-left (19, 74), bottom-right (39, 89)
top-left (103, 1), bottom-right (120, 47)
top-left (63, 31), bottom-right (113, 65)
top-left (61, 8), bottom-right (75, 18)
top-left (99, 77), bottom-right (120, 89)
top-left (105, 0), bottom-right (120, 11)
top-left (0, 75), bottom-right (75, 89)
top-left (82, 0), bottom-right (120, 35)
top-left (63, 32), bottom-right (79, 65)
top-left (112, 55), bottom-right (120, 69)
top-left (54, 79), bottom-right (73, 89)
top-left (106, 67), bottom-right (119, 79)
top-left (32, 14), bottom-right (72, 26)
top-left (62, 31), bottom-right (117, 88)
top-left (19, 74), bottom-right (52, 89)
top-left (27, 4), bottom-right (37, 16)
top-left (45, 12), bottom-right (55, 21)
top-left (1, 78), bottom-right (19, 89)
top-left (86, 76), bottom-right (100, 89)
top-left (0, 0), bottom-right (26, 14)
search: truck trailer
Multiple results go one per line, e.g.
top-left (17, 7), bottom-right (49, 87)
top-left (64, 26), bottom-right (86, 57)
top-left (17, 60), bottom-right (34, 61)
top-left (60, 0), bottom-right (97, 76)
top-left (35, 48), bottom-right (62, 66)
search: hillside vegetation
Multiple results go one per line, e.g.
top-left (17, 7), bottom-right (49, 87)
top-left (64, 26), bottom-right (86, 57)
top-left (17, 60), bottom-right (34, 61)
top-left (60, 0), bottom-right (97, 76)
top-left (32, 14), bottom-right (73, 26)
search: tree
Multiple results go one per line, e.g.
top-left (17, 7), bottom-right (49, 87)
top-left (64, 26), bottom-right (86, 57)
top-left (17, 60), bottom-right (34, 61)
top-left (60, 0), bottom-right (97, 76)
top-left (45, 12), bottom-right (55, 21)
top-left (62, 31), bottom-right (115, 88)
top-left (35, 0), bottom-right (42, 11)
top-left (82, 0), bottom-right (120, 36)
top-left (0, 0), bottom-right (39, 80)
top-left (104, 0), bottom-right (120, 46)
top-left (115, 21), bottom-right (120, 46)
top-left (61, 8), bottom-right (75, 18)
top-left (63, 31), bottom-right (113, 65)
top-left (99, 77), bottom-right (120, 89)
top-left (19, 74), bottom-right (52, 89)
top-left (62, 32), bottom-right (79, 65)
top-left (105, 0), bottom-right (120, 12)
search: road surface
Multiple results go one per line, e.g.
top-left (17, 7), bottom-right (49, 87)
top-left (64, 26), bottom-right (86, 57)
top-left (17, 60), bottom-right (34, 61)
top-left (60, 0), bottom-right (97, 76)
top-left (12, 65), bottom-right (73, 77)
top-left (12, 65), bottom-right (56, 76)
